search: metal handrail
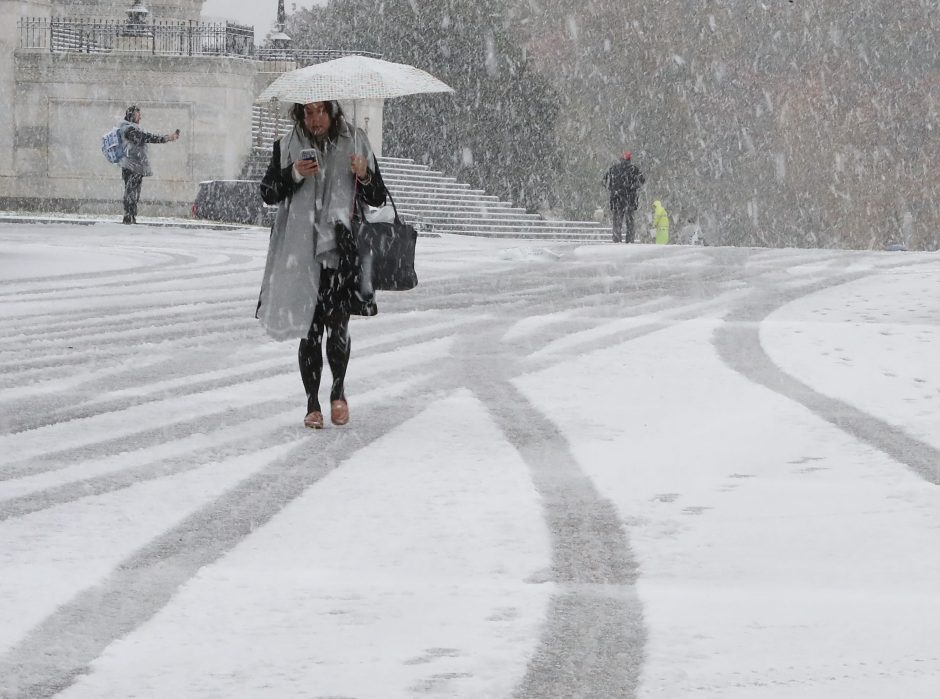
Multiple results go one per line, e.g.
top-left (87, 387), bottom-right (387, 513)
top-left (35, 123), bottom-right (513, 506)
top-left (17, 17), bottom-right (381, 64)
top-left (255, 47), bottom-right (382, 65)
top-left (18, 17), bottom-right (254, 57)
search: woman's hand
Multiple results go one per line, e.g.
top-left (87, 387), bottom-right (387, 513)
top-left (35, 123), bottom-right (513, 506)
top-left (351, 154), bottom-right (369, 181)
top-left (295, 158), bottom-right (320, 178)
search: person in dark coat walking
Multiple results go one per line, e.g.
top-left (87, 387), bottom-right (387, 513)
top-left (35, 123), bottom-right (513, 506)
top-left (257, 100), bottom-right (386, 430)
top-left (603, 151), bottom-right (645, 243)
top-left (117, 106), bottom-right (180, 224)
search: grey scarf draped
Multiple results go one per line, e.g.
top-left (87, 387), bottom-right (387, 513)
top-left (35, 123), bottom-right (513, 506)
top-left (279, 120), bottom-right (372, 263)
top-left (256, 120), bottom-right (376, 342)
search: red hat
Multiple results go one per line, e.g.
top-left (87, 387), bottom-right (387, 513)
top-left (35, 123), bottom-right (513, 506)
top-left (622, 151), bottom-right (632, 160)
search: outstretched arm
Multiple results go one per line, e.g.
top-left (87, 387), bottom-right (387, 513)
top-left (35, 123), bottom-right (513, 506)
top-left (124, 125), bottom-right (177, 145)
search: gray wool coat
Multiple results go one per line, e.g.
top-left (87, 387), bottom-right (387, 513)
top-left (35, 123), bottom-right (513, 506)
top-left (255, 120), bottom-right (386, 341)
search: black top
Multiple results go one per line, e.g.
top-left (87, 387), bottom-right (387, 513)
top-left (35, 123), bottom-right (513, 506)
top-left (260, 140), bottom-right (387, 208)
top-left (604, 160), bottom-right (645, 209)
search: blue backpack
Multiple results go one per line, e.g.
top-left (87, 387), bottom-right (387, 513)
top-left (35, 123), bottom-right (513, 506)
top-left (101, 128), bottom-right (125, 164)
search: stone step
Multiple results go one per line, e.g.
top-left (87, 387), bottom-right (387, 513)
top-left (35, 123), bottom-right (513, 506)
top-left (378, 164), bottom-right (434, 174)
top-left (444, 228), bottom-right (608, 241)
top-left (386, 188), bottom-right (502, 202)
top-left (381, 172), bottom-right (460, 185)
top-left (384, 182), bottom-right (477, 194)
top-left (396, 209), bottom-right (542, 223)
top-left (379, 160), bottom-right (431, 166)
top-left (377, 156), bottom-right (422, 165)
top-left (430, 220), bottom-right (606, 233)
top-left (393, 202), bottom-right (526, 216)
top-left (240, 126), bottom-right (606, 241)
top-left (388, 194), bottom-right (514, 207)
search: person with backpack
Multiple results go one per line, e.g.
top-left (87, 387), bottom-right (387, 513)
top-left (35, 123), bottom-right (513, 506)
top-left (603, 151), bottom-right (645, 243)
top-left (116, 106), bottom-right (180, 224)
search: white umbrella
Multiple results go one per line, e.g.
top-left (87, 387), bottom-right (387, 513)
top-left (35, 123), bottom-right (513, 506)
top-left (256, 55), bottom-right (454, 104)
top-left (256, 55), bottom-right (453, 152)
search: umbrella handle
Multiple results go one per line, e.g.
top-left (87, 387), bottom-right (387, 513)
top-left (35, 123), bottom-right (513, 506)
top-left (350, 175), bottom-right (359, 222)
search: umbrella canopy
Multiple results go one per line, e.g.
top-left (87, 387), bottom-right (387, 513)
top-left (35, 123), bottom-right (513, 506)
top-left (256, 55), bottom-right (454, 104)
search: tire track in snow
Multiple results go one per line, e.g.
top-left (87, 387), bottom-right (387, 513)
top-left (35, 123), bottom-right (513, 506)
top-left (1, 332), bottom-right (457, 482)
top-left (0, 298), bottom-right (248, 340)
top-left (1, 318), bottom-right (477, 433)
top-left (0, 391), bottom-right (435, 698)
top-left (0, 298), bottom-right (253, 342)
top-left (1, 230), bottom-right (871, 695)
top-left (0, 368), bottom-right (436, 521)
top-left (1, 362), bottom-right (292, 435)
top-left (714, 266), bottom-right (940, 485)
top-left (448, 323), bottom-right (645, 699)
top-left (0, 315), bottom-right (258, 367)
top-left (0, 328), bottom-right (261, 386)
top-left (488, 250), bottom-right (852, 698)
top-left (0, 398), bottom-right (291, 481)
top-left (0, 417), bottom-right (298, 521)
top-left (0, 256), bottom-right (258, 300)
top-left (383, 260), bottom-right (733, 321)
top-left (1, 302), bottom-right (263, 353)
top-left (0, 244), bottom-right (253, 289)
top-left (386, 247), bottom-right (713, 696)
top-left (0, 242), bottom-right (716, 696)
top-left (1, 326), bottom-right (457, 485)
top-left (0, 250), bottom-right (194, 291)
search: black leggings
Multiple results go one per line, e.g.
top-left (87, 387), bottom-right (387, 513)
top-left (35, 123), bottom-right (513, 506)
top-left (298, 267), bottom-right (351, 413)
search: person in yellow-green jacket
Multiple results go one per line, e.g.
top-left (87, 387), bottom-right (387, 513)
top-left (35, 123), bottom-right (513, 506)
top-left (652, 200), bottom-right (670, 244)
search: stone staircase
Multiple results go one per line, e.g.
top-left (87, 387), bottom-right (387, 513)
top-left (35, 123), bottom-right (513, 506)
top-left (375, 157), bottom-right (608, 240)
top-left (244, 106), bottom-right (608, 241)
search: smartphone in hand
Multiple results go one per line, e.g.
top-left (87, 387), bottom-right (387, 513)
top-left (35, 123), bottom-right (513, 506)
top-left (299, 148), bottom-right (320, 168)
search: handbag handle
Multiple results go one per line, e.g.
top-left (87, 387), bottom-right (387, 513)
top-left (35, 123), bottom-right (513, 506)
top-left (352, 156), bottom-right (401, 224)
top-left (383, 187), bottom-right (403, 224)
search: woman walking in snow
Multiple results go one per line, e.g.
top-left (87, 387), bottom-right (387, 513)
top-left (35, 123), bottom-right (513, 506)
top-left (257, 100), bottom-right (386, 429)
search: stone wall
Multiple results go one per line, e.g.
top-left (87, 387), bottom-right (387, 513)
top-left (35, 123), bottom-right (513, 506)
top-left (0, 1), bottom-right (53, 179)
top-left (0, 1), bottom-right (389, 218)
top-left (1, 50), bottom-right (259, 216)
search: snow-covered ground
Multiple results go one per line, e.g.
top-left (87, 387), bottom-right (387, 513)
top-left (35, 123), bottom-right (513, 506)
top-left (1, 221), bottom-right (938, 698)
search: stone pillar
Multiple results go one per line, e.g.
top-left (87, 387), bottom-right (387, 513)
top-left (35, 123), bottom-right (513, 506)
top-left (339, 99), bottom-right (384, 157)
top-left (0, 1), bottom-right (52, 178)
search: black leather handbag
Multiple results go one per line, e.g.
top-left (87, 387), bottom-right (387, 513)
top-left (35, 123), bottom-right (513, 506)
top-left (356, 190), bottom-right (419, 292)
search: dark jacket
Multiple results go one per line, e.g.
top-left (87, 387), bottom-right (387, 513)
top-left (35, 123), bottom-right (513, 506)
top-left (604, 160), bottom-right (645, 210)
top-left (260, 140), bottom-right (387, 208)
top-left (118, 120), bottom-right (170, 177)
